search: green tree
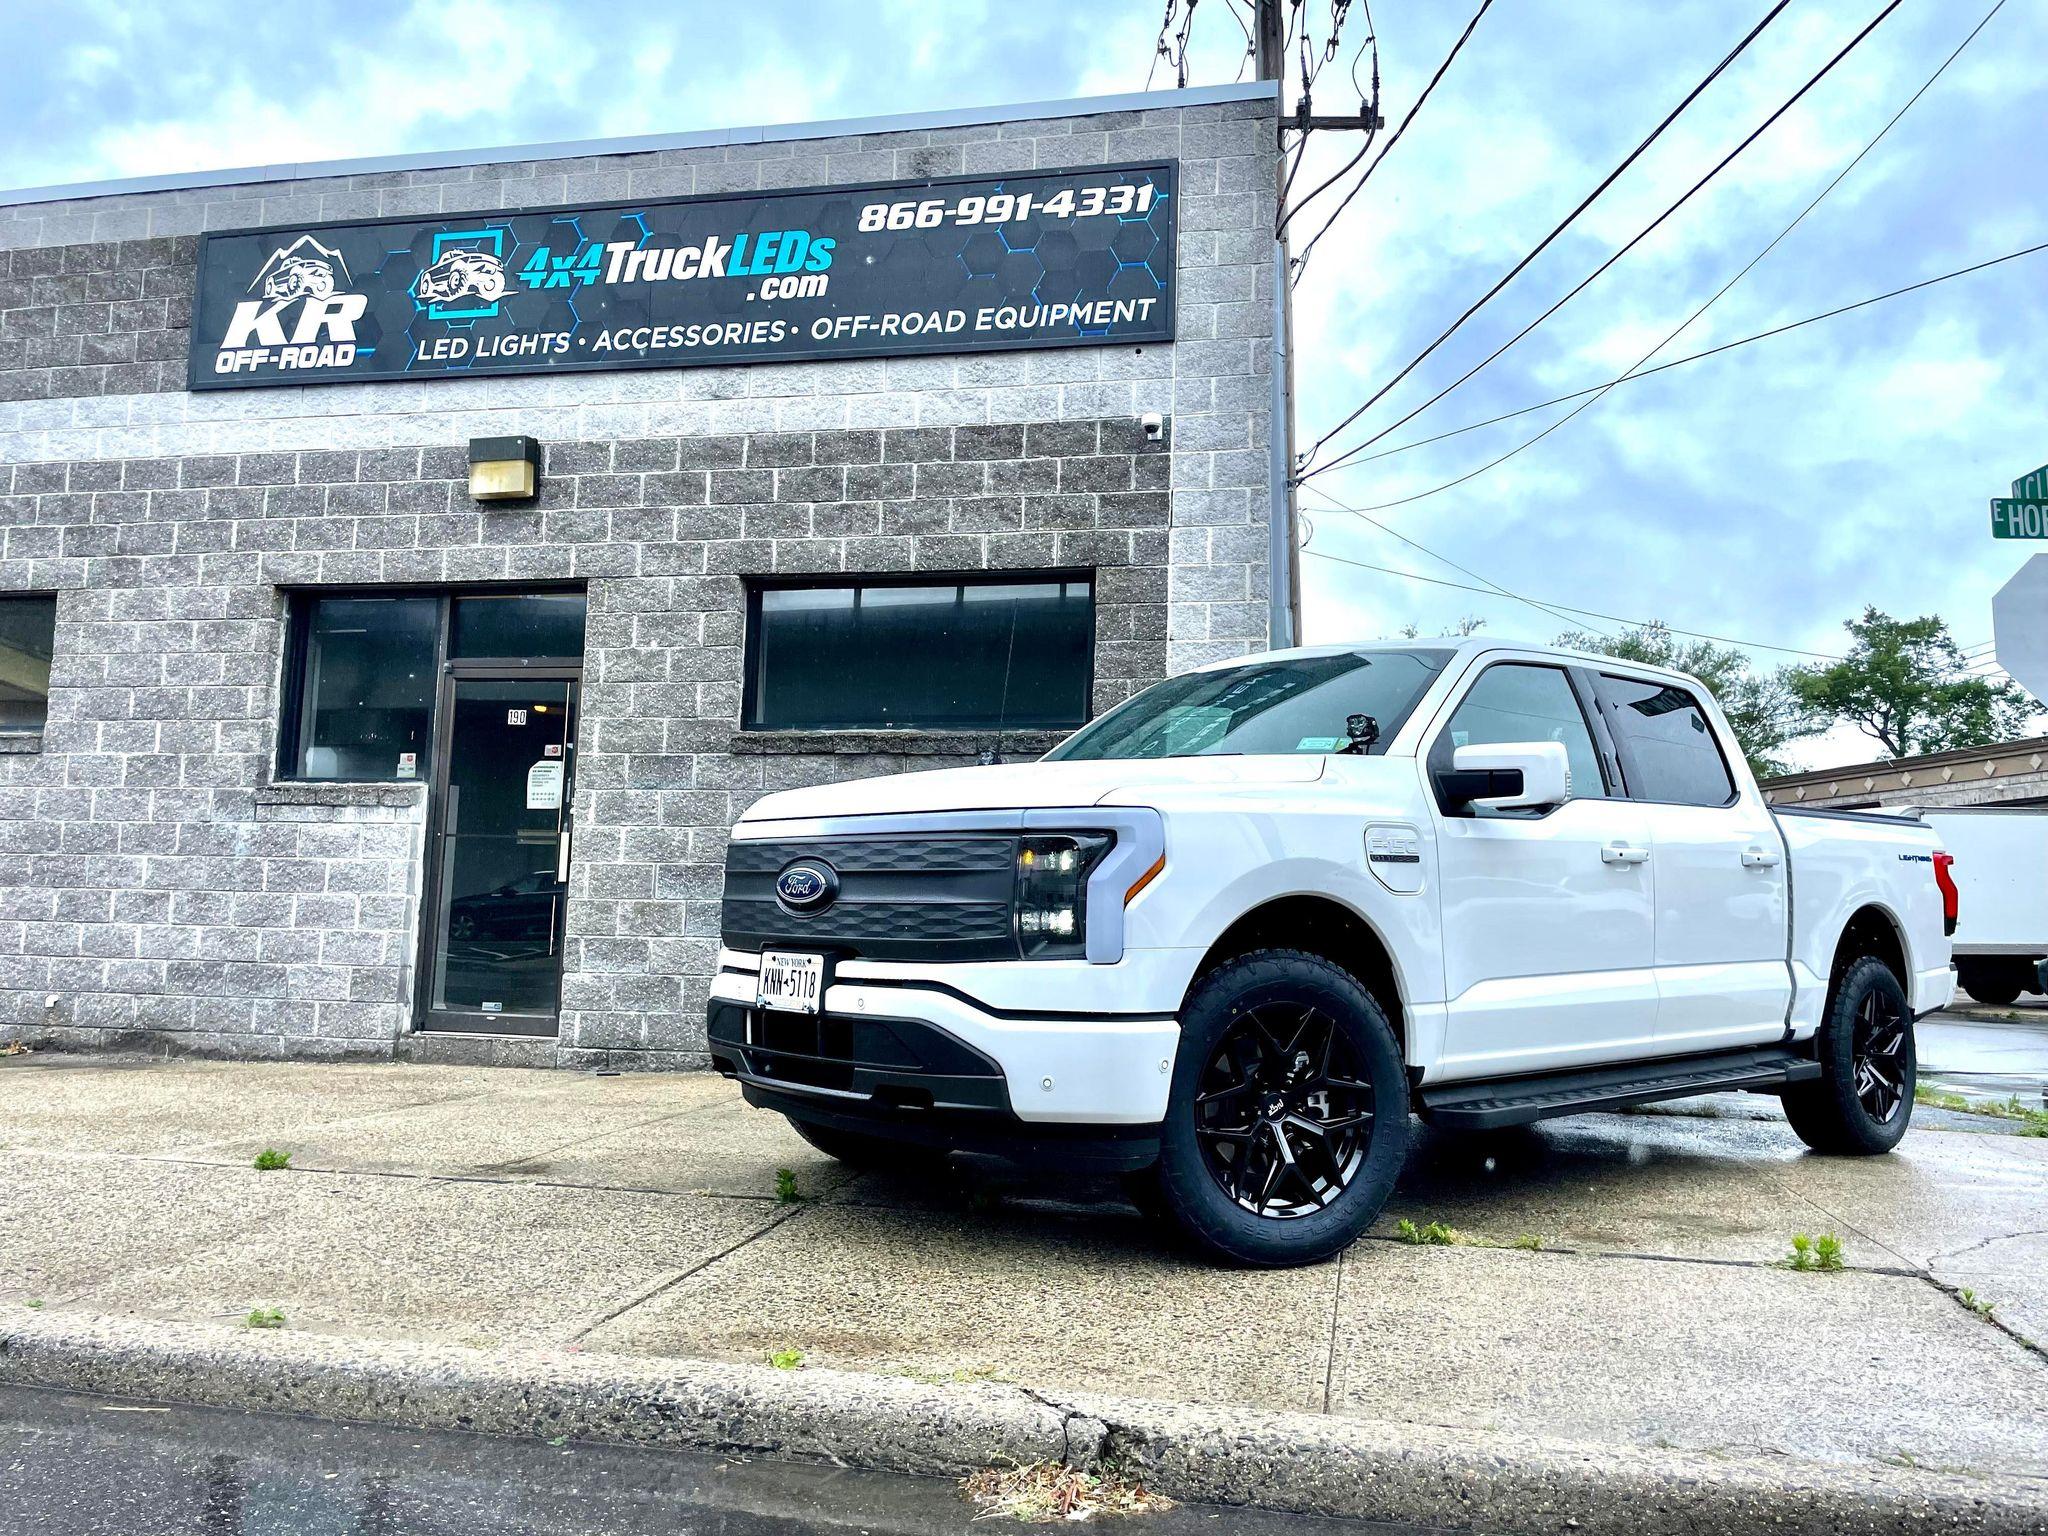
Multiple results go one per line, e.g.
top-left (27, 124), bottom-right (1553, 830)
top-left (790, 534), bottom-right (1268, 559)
top-left (1787, 607), bottom-right (2035, 760)
top-left (1555, 623), bottom-right (1801, 779)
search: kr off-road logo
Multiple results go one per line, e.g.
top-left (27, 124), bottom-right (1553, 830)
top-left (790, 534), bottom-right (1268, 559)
top-left (212, 235), bottom-right (368, 376)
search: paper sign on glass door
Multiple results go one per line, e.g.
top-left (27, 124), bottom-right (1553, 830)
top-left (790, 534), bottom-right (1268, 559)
top-left (526, 760), bottom-right (565, 812)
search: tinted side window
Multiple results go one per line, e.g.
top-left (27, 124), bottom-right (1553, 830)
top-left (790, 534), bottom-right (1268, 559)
top-left (1597, 675), bottom-right (1736, 806)
top-left (1434, 663), bottom-right (1605, 813)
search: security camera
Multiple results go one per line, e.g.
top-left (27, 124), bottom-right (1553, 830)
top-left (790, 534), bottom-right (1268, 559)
top-left (1140, 411), bottom-right (1164, 443)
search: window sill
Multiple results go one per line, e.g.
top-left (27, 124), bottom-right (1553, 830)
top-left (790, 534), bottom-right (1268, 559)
top-left (0, 733), bottom-right (43, 755)
top-left (730, 729), bottom-right (1067, 759)
top-left (256, 781), bottom-right (429, 808)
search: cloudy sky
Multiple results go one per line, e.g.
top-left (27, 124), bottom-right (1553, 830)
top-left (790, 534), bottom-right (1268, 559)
top-left (1, 0), bottom-right (2042, 768)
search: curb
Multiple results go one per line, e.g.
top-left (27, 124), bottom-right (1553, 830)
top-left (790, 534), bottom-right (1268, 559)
top-left (4, 1312), bottom-right (2045, 1536)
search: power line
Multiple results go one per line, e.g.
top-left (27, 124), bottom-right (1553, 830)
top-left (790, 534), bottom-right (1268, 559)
top-left (1302, 0), bottom-right (1904, 482)
top-left (1310, 236), bottom-right (2048, 504)
top-left (1318, 0), bottom-right (2001, 485)
top-left (1298, 481), bottom-right (1599, 635)
top-left (1301, 546), bottom-right (1843, 659)
top-left (1275, 0), bottom-right (1384, 239)
top-left (1286, 0), bottom-right (1489, 263)
top-left (1294, 0), bottom-right (1792, 471)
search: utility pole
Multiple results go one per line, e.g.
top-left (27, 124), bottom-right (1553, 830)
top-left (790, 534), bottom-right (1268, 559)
top-left (1254, 0), bottom-right (1301, 648)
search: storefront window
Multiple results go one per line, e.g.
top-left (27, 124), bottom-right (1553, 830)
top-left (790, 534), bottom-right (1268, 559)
top-left (452, 592), bottom-right (587, 659)
top-left (745, 575), bottom-right (1094, 732)
top-left (289, 596), bottom-right (439, 781)
top-left (0, 594), bottom-right (57, 735)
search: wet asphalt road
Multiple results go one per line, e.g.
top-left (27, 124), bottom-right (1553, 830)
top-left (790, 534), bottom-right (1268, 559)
top-left (0, 1385), bottom-right (1430, 1536)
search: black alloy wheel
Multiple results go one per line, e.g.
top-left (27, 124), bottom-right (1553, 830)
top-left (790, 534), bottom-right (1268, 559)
top-left (1194, 1004), bottom-right (1374, 1219)
top-left (1782, 955), bottom-right (1916, 1156)
top-left (1849, 981), bottom-right (1909, 1126)
top-left (1154, 949), bottom-right (1410, 1266)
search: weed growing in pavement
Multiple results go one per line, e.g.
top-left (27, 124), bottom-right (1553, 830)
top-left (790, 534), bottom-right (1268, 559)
top-left (245, 1308), bottom-right (286, 1329)
top-left (1512, 1234), bottom-right (1544, 1251)
top-left (774, 1167), bottom-right (802, 1203)
top-left (252, 1148), bottom-right (291, 1171)
top-left (23, 1300), bottom-right (43, 1309)
top-left (1784, 1233), bottom-right (1846, 1272)
top-left (1395, 1218), bottom-right (1458, 1246)
top-left (1913, 1086), bottom-right (2048, 1134)
top-left (1958, 1288), bottom-right (1997, 1319)
top-left (768, 1348), bottom-right (805, 1369)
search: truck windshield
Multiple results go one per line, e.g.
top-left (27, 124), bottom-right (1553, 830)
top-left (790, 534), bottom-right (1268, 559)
top-left (1045, 649), bottom-right (1453, 761)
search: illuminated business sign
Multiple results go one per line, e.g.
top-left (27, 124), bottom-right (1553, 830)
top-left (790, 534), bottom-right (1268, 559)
top-left (187, 162), bottom-right (1176, 390)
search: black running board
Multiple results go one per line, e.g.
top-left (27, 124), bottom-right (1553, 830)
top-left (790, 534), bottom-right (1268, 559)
top-left (1419, 1045), bottom-right (1820, 1131)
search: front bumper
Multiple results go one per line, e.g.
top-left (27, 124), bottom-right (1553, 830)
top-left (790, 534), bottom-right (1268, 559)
top-left (708, 953), bottom-right (1182, 1128)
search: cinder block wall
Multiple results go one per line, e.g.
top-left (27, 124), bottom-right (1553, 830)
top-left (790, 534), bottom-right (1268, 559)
top-left (0, 90), bottom-right (1280, 1066)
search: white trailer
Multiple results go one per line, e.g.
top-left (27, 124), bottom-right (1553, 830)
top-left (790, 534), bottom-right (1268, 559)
top-left (1917, 807), bottom-right (2048, 1005)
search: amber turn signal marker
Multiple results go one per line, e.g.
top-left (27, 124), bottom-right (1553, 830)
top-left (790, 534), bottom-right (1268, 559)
top-left (1125, 853), bottom-right (1166, 905)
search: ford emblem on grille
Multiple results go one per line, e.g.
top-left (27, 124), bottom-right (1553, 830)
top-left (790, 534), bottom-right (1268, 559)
top-left (774, 860), bottom-right (839, 913)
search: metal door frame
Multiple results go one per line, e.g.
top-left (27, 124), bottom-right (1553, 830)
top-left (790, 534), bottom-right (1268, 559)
top-left (416, 660), bottom-right (582, 1036)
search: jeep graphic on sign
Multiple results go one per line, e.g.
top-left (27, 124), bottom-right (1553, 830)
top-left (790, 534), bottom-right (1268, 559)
top-left (260, 255), bottom-right (336, 302)
top-left (414, 249), bottom-right (508, 307)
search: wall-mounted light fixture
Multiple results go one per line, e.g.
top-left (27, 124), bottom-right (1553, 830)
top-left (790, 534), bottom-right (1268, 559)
top-left (467, 436), bottom-right (542, 502)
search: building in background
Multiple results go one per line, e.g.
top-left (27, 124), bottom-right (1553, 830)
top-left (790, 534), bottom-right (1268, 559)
top-left (0, 82), bottom-right (1286, 1068)
top-left (1761, 736), bottom-right (2048, 810)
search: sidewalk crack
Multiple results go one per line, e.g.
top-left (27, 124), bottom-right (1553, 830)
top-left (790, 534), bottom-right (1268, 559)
top-left (563, 1203), bottom-right (807, 1345)
top-left (1320, 1245), bottom-right (1346, 1415)
top-left (1012, 1383), bottom-right (1111, 1471)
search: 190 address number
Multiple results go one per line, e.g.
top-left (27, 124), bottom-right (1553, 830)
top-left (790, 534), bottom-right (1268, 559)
top-left (857, 182), bottom-right (1158, 232)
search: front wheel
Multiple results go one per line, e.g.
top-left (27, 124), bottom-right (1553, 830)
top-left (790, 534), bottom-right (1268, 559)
top-left (1156, 950), bottom-right (1410, 1267)
top-left (1782, 956), bottom-right (1915, 1155)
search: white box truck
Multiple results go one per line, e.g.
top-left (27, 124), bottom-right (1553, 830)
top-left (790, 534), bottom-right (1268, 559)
top-left (1918, 807), bottom-right (2048, 1006)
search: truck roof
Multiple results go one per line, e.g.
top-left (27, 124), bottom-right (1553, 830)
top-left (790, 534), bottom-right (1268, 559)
top-left (1199, 637), bottom-right (1703, 689)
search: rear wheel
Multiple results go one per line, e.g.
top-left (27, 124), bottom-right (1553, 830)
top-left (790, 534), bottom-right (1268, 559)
top-left (1156, 950), bottom-right (1409, 1267)
top-left (1958, 960), bottom-right (2026, 1008)
top-left (1782, 956), bottom-right (1915, 1155)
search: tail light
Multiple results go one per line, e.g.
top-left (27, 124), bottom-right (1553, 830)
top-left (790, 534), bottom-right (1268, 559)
top-left (1933, 850), bottom-right (1959, 938)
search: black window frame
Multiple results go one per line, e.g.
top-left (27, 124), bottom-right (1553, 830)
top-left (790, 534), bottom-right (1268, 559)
top-left (740, 568), bottom-right (1097, 734)
top-left (0, 591), bottom-right (59, 739)
top-left (276, 584), bottom-right (587, 784)
top-left (1426, 660), bottom-right (1613, 818)
top-left (1589, 669), bottom-right (1740, 809)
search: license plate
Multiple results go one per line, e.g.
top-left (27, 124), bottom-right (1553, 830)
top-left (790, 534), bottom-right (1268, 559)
top-left (756, 951), bottom-right (825, 1015)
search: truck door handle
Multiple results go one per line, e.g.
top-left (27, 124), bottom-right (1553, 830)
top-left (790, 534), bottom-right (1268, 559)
top-left (1741, 847), bottom-right (1781, 868)
top-left (1601, 843), bottom-right (1650, 866)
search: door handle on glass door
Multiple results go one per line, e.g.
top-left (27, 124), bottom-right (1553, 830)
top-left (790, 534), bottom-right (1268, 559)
top-left (1601, 843), bottom-right (1650, 866)
top-left (1741, 847), bottom-right (1781, 868)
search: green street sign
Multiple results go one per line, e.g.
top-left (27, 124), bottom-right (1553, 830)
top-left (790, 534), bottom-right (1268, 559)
top-left (1989, 463), bottom-right (2048, 538)
top-left (1993, 499), bottom-right (2048, 538)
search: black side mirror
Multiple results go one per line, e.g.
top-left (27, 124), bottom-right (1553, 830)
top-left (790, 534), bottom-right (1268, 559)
top-left (1435, 767), bottom-right (1526, 809)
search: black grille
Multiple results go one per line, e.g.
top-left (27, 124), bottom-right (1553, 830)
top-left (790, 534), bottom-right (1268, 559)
top-left (706, 1000), bottom-right (1007, 1108)
top-left (722, 835), bottom-right (1019, 961)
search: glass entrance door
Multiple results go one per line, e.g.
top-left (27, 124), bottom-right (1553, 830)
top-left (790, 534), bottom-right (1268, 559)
top-left (423, 675), bottom-right (578, 1034)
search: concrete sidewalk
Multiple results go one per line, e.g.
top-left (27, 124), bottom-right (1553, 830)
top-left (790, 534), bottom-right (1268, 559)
top-left (3, 1052), bottom-right (2045, 1531)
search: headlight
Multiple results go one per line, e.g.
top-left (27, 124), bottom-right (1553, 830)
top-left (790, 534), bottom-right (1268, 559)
top-left (1014, 833), bottom-right (1113, 959)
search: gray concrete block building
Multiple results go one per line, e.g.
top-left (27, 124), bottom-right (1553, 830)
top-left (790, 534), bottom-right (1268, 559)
top-left (0, 83), bottom-right (1291, 1069)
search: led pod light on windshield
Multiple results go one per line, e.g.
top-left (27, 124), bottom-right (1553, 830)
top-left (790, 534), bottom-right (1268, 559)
top-left (1014, 833), bottom-right (1113, 959)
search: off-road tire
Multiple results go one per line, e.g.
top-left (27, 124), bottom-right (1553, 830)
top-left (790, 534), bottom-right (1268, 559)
top-left (1157, 949), bottom-right (1409, 1266)
top-left (785, 1116), bottom-right (934, 1172)
top-left (1781, 956), bottom-right (1915, 1155)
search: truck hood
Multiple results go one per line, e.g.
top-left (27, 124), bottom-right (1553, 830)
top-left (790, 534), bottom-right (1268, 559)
top-left (739, 755), bottom-right (1328, 823)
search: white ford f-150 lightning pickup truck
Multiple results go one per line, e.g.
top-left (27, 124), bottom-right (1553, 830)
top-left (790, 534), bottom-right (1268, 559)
top-left (709, 640), bottom-right (1959, 1265)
